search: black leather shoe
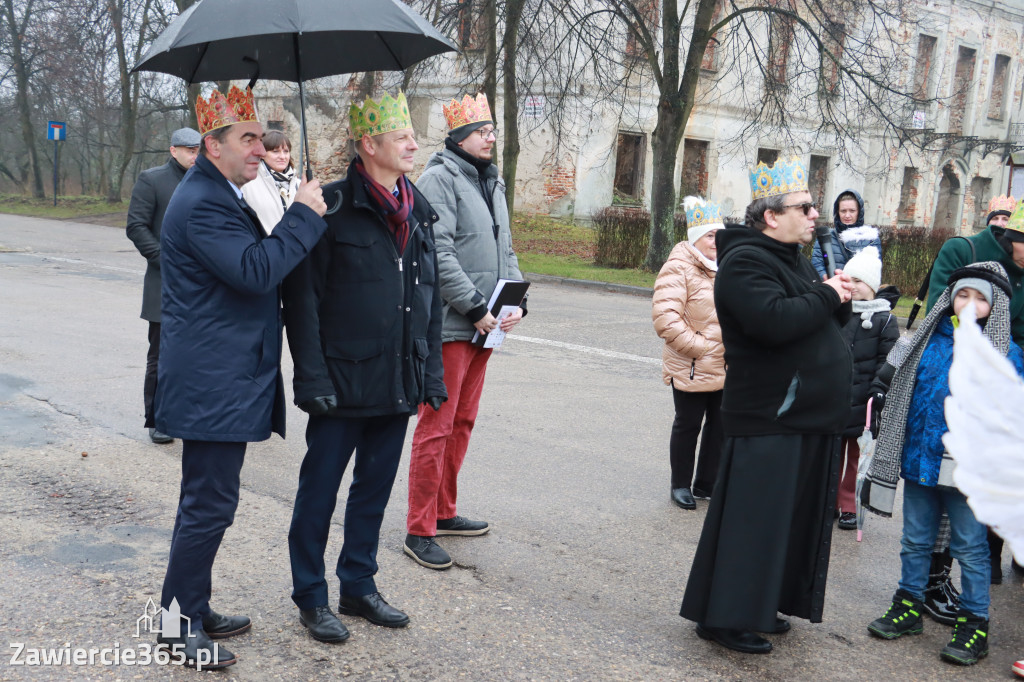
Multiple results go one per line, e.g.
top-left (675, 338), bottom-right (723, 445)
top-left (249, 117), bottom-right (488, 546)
top-left (157, 629), bottom-right (236, 669)
top-left (299, 605), bottom-right (350, 643)
top-left (691, 487), bottom-right (712, 500)
top-left (202, 610), bottom-right (252, 639)
top-left (838, 512), bottom-right (858, 530)
top-left (923, 574), bottom-right (960, 626)
top-left (404, 534), bottom-right (453, 569)
top-left (435, 516), bottom-right (490, 536)
top-left (760, 617), bottom-right (790, 634)
top-left (672, 488), bottom-right (696, 510)
top-left (338, 592), bottom-right (409, 628)
top-left (149, 428), bottom-right (173, 444)
top-left (696, 624), bottom-right (772, 654)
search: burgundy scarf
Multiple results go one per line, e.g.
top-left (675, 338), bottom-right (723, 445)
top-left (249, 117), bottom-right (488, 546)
top-left (354, 158), bottom-right (413, 253)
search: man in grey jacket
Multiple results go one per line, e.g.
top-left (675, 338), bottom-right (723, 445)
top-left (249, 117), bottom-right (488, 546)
top-left (404, 94), bottom-right (527, 569)
top-left (126, 127), bottom-right (200, 443)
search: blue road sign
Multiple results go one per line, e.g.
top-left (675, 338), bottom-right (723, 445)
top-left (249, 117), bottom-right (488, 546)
top-left (47, 121), bottom-right (66, 141)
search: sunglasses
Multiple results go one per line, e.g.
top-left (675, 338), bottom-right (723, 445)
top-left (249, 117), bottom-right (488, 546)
top-left (781, 201), bottom-right (818, 216)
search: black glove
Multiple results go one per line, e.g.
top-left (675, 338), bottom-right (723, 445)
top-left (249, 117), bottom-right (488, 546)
top-left (298, 395), bottom-right (338, 416)
top-left (869, 391), bottom-right (885, 438)
top-left (425, 396), bottom-right (445, 412)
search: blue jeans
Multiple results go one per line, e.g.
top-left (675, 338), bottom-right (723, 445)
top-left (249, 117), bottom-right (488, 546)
top-left (899, 481), bottom-right (990, 618)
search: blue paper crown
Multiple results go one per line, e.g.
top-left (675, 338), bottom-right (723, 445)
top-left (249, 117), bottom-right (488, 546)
top-left (684, 199), bottom-right (723, 229)
top-left (749, 156), bottom-right (809, 199)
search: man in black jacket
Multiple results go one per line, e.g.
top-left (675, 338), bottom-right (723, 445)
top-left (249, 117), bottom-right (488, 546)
top-left (680, 157), bottom-right (854, 654)
top-left (282, 92), bottom-right (446, 644)
top-left (125, 127), bottom-right (199, 444)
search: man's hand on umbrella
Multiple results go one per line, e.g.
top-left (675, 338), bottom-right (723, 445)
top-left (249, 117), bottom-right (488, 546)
top-left (294, 176), bottom-right (327, 217)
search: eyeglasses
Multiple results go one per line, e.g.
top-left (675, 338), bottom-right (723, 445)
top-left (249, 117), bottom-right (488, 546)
top-left (475, 127), bottom-right (498, 139)
top-left (781, 201), bottom-right (817, 216)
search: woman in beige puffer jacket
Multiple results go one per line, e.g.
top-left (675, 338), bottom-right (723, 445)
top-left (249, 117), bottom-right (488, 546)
top-left (652, 197), bottom-right (726, 510)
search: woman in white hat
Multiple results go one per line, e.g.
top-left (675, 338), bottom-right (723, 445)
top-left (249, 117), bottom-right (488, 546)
top-left (652, 197), bottom-right (726, 509)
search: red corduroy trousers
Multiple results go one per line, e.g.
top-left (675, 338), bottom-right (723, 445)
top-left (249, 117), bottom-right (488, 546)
top-left (407, 341), bottom-right (492, 536)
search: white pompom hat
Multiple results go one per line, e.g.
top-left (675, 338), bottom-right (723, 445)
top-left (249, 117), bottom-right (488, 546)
top-left (842, 245), bottom-right (882, 293)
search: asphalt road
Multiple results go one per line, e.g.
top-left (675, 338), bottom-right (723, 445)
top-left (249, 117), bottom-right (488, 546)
top-left (1, 213), bottom-right (1022, 681)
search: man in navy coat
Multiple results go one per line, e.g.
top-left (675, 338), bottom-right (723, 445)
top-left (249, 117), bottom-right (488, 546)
top-left (154, 85), bottom-right (327, 669)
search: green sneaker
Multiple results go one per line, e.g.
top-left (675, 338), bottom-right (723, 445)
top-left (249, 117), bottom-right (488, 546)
top-left (940, 611), bottom-right (989, 665)
top-left (867, 590), bottom-right (925, 639)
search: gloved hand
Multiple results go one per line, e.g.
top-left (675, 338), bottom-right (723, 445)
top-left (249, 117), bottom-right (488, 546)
top-left (869, 391), bottom-right (885, 438)
top-left (298, 395), bottom-right (338, 416)
top-left (425, 396), bottom-right (445, 412)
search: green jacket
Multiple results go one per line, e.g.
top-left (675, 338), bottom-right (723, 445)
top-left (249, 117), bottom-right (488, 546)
top-left (926, 226), bottom-right (1024, 344)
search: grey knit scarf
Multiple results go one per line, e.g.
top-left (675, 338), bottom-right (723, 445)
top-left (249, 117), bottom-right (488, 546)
top-left (863, 260), bottom-right (1013, 517)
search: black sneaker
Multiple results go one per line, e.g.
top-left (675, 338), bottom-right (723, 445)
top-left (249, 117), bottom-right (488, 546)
top-left (940, 611), bottom-right (989, 665)
top-left (435, 516), bottom-right (490, 536)
top-left (838, 512), bottom-right (857, 530)
top-left (867, 590), bottom-right (925, 639)
top-left (404, 534), bottom-right (452, 569)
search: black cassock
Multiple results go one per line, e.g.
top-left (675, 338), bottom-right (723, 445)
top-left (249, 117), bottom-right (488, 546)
top-left (680, 432), bottom-right (842, 631)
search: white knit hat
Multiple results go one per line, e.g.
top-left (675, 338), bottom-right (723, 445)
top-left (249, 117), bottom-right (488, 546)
top-left (842, 245), bottom-right (882, 293)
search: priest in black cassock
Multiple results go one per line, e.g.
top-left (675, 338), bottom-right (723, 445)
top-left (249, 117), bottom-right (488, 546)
top-left (680, 156), bottom-right (854, 654)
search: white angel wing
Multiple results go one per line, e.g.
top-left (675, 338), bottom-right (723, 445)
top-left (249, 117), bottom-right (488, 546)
top-left (943, 302), bottom-right (1024, 564)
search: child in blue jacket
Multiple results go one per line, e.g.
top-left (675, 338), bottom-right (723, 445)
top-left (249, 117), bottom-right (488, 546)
top-left (862, 261), bottom-right (1024, 666)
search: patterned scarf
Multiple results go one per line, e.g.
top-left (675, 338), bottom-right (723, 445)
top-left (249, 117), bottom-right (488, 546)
top-left (863, 260), bottom-right (1013, 517)
top-left (266, 162), bottom-right (295, 210)
top-left (353, 157), bottom-right (412, 253)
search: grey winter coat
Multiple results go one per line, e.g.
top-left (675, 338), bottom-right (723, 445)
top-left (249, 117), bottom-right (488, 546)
top-left (415, 148), bottom-right (524, 343)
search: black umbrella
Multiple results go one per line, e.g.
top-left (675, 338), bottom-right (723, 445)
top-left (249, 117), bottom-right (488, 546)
top-left (133, 0), bottom-right (457, 176)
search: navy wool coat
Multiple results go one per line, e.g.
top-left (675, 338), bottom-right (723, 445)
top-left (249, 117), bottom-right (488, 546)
top-left (155, 154), bottom-right (326, 442)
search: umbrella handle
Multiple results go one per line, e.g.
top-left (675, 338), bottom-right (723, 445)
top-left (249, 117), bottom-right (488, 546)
top-left (865, 397), bottom-right (873, 431)
top-left (326, 189), bottom-right (344, 215)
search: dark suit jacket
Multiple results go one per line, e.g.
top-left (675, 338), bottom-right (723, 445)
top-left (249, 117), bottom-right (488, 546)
top-left (155, 154), bottom-right (326, 442)
top-left (126, 157), bottom-right (188, 322)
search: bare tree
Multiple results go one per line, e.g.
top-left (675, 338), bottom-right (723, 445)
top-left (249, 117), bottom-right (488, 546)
top-left (567, 0), bottom-right (932, 269)
top-left (1, 0), bottom-right (47, 197)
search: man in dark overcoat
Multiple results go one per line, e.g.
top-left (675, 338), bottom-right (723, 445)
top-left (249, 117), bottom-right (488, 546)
top-left (680, 156), bottom-right (854, 654)
top-left (155, 85), bottom-right (327, 669)
top-left (125, 127), bottom-right (199, 444)
top-left (282, 91), bottom-right (446, 643)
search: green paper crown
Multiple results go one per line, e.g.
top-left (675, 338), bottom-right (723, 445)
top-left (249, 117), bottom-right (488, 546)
top-left (349, 92), bottom-right (412, 139)
top-left (1008, 198), bottom-right (1024, 234)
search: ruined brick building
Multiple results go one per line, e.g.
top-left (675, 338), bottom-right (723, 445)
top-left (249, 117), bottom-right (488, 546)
top-left (254, 0), bottom-right (1024, 232)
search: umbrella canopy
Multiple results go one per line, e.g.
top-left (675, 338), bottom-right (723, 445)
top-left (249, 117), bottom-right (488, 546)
top-left (134, 0), bottom-right (456, 84)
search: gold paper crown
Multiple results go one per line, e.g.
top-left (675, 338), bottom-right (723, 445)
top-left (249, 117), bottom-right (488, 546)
top-left (349, 92), bottom-right (412, 139)
top-left (1007, 199), bottom-right (1024, 233)
top-left (443, 93), bottom-right (493, 131)
top-left (749, 156), bottom-right (809, 200)
top-left (988, 194), bottom-right (1017, 214)
top-left (196, 86), bottom-right (258, 135)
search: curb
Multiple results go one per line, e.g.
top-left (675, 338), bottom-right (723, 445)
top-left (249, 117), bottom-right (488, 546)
top-left (524, 272), bottom-right (653, 298)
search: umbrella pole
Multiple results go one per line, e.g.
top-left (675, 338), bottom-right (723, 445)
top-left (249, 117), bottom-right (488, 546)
top-left (298, 79), bottom-right (312, 181)
top-left (295, 34), bottom-right (312, 181)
